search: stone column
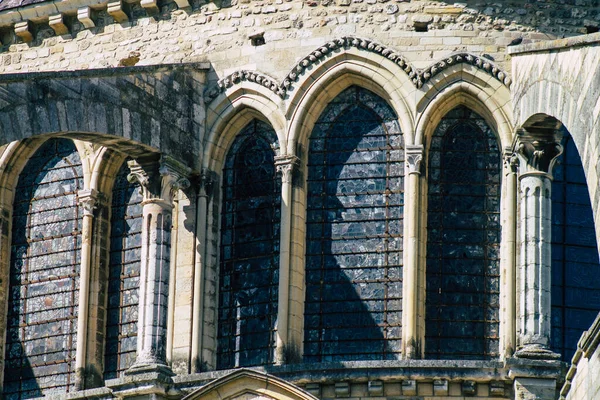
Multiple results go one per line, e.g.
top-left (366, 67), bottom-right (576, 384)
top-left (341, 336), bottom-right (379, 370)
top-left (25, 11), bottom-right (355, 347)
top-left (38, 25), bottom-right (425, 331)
top-left (274, 155), bottom-right (299, 364)
top-left (126, 156), bottom-right (191, 374)
top-left (402, 145), bottom-right (423, 359)
top-left (513, 128), bottom-right (563, 360)
top-left (75, 188), bottom-right (98, 390)
top-left (501, 152), bottom-right (518, 359)
top-left (191, 170), bottom-right (213, 372)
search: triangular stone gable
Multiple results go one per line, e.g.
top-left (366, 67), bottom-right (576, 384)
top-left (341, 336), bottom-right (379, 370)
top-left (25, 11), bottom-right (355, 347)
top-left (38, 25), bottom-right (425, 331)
top-left (182, 369), bottom-right (319, 400)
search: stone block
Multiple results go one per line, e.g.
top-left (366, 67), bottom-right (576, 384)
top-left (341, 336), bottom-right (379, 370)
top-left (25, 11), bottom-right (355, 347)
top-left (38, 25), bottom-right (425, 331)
top-left (433, 380), bottom-right (448, 396)
top-left (367, 380), bottom-right (383, 396)
top-left (401, 380), bottom-right (417, 396)
top-left (335, 382), bottom-right (350, 397)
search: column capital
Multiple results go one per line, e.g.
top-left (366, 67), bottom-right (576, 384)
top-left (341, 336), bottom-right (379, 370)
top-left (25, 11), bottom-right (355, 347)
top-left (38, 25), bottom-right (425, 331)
top-left (503, 148), bottom-right (519, 174)
top-left (128, 156), bottom-right (191, 206)
top-left (275, 154), bottom-right (300, 184)
top-left (78, 188), bottom-right (99, 217)
top-left (199, 168), bottom-right (216, 197)
top-left (405, 144), bottom-right (424, 175)
top-left (512, 128), bottom-right (563, 176)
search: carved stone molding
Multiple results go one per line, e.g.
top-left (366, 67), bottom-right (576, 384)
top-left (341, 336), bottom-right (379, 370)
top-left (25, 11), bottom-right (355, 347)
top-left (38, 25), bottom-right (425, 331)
top-left (127, 156), bottom-right (191, 205)
top-left (159, 156), bottom-right (192, 203)
top-left (204, 37), bottom-right (512, 103)
top-left (405, 145), bottom-right (424, 175)
top-left (513, 128), bottom-right (563, 175)
top-left (205, 70), bottom-right (284, 102)
top-left (275, 155), bottom-right (300, 184)
top-left (78, 188), bottom-right (98, 217)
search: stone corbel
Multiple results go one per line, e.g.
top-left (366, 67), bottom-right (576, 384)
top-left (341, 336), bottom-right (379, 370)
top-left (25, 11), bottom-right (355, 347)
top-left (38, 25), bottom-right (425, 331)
top-left (107, 1), bottom-right (129, 23)
top-left (405, 144), bottom-right (424, 175)
top-left (14, 21), bottom-right (33, 42)
top-left (275, 154), bottom-right (300, 184)
top-left (140, 0), bottom-right (159, 16)
top-left (513, 128), bottom-right (563, 176)
top-left (199, 168), bottom-right (215, 197)
top-left (49, 14), bottom-right (70, 35)
top-left (77, 6), bottom-right (96, 29)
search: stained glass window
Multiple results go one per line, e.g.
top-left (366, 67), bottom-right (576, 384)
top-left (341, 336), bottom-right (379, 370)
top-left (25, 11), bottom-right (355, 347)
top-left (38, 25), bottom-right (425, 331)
top-left (551, 132), bottom-right (600, 362)
top-left (104, 161), bottom-right (143, 379)
top-left (304, 86), bottom-right (404, 362)
top-left (4, 138), bottom-right (83, 399)
top-left (217, 119), bottom-right (281, 369)
top-left (425, 106), bottom-right (501, 360)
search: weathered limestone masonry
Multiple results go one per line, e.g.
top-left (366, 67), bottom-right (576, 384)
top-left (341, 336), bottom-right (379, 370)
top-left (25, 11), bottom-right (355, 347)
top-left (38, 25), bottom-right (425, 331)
top-left (1, 0), bottom-right (600, 400)
top-left (0, 0), bottom-right (595, 78)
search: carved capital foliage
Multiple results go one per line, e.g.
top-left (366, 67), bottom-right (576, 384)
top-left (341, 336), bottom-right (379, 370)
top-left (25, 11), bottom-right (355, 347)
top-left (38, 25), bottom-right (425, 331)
top-left (513, 128), bottom-right (563, 175)
top-left (275, 155), bottom-right (300, 184)
top-left (405, 145), bottom-right (424, 175)
top-left (128, 156), bottom-right (191, 206)
top-left (159, 156), bottom-right (192, 203)
top-left (78, 188), bottom-right (99, 217)
top-left (503, 150), bottom-right (519, 174)
top-left (199, 168), bottom-right (216, 197)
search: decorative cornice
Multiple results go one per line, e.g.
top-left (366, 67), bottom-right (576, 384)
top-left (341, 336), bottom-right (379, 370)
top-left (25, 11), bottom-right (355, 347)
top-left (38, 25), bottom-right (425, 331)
top-left (204, 37), bottom-right (512, 103)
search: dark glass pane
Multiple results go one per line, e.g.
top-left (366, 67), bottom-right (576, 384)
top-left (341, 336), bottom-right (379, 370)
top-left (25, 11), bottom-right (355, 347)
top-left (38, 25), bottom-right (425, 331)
top-left (104, 161), bottom-right (142, 379)
top-left (304, 86), bottom-right (404, 362)
top-left (425, 106), bottom-right (501, 360)
top-left (5, 138), bottom-right (83, 398)
top-left (217, 120), bottom-right (281, 369)
top-left (551, 133), bottom-right (600, 362)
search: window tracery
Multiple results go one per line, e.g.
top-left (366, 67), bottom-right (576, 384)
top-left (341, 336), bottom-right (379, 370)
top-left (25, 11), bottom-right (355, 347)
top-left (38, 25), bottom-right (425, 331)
top-left (304, 86), bottom-right (404, 362)
top-left (425, 106), bottom-right (501, 360)
top-left (4, 138), bottom-right (83, 399)
top-left (217, 119), bottom-right (281, 369)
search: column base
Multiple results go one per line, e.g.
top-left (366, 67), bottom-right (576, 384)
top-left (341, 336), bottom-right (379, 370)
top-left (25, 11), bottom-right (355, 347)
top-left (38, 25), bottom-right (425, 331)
top-left (107, 363), bottom-right (179, 399)
top-left (515, 344), bottom-right (561, 360)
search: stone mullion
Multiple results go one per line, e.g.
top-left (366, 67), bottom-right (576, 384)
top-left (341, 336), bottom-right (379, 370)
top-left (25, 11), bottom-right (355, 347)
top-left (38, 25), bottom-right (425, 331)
top-left (402, 145), bottom-right (423, 359)
top-left (274, 155), bottom-right (300, 364)
top-left (75, 188), bottom-right (98, 390)
top-left (513, 128), bottom-right (562, 360)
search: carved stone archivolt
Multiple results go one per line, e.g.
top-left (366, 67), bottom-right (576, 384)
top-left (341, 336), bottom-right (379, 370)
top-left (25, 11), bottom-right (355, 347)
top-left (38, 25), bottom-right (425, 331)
top-left (204, 37), bottom-right (512, 103)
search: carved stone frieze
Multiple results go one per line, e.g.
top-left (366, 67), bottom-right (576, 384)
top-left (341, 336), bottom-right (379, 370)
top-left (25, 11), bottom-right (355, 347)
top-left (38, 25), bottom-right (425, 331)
top-left (204, 37), bottom-right (512, 103)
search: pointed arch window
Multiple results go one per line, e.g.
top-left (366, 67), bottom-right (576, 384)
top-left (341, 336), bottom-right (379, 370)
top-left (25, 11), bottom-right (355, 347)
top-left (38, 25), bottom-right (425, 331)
top-left (4, 138), bottom-right (83, 399)
top-left (104, 161), bottom-right (143, 379)
top-left (217, 119), bottom-right (281, 369)
top-left (304, 86), bottom-right (404, 362)
top-left (551, 132), bottom-right (600, 361)
top-left (425, 106), bottom-right (501, 360)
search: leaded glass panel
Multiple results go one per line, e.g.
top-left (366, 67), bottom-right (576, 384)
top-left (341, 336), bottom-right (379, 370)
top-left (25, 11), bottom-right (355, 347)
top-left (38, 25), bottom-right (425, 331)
top-left (104, 161), bottom-right (142, 379)
top-left (425, 106), bottom-right (501, 360)
top-left (551, 132), bottom-right (600, 362)
top-left (4, 138), bottom-right (83, 399)
top-left (217, 119), bottom-right (281, 369)
top-left (304, 86), bottom-right (404, 362)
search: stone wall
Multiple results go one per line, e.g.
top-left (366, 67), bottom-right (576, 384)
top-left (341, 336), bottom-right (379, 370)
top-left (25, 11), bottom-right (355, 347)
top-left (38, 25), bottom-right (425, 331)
top-left (0, 0), bottom-right (598, 80)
